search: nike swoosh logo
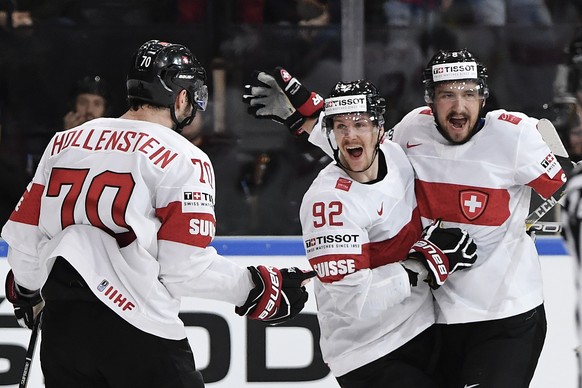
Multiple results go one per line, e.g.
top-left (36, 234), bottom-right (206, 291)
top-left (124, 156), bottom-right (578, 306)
top-left (464, 384), bottom-right (480, 388)
top-left (406, 141), bottom-right (422, 148)
top-left (377, 203), bottom-right (383, 216)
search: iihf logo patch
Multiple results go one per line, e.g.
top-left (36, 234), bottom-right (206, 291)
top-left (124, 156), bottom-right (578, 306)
top-left (97, 279), bottom-right (109, 292)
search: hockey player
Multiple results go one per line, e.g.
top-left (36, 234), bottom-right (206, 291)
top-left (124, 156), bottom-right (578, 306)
top-left (247, 76), bottom-right (478, 387)
top-left (243, 49), bottom-right (566, 387)
top-left (563, 164), bottom-right (582, 387)
top-left (1, 40), bottom-right (314, 388)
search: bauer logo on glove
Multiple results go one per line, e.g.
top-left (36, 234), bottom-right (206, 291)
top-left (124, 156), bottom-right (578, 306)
top-left (408, 219), bottom-right (477, 289)
top-left (235, 265), bottom-right (316, 325)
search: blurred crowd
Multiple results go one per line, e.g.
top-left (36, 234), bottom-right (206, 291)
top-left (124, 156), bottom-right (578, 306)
top-left (0, 0), bottom-right (581, 235)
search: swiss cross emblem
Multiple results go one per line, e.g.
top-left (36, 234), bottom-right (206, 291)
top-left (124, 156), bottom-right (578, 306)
top-left (460, 190), bottom-right (488, 221)
top-left (193, 192), bottom-right (201, 200)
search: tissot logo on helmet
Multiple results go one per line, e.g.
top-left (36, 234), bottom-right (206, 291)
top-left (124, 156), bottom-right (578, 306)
top-left (325, 95), bottom-right (367, 116)
top-left (431, 62), bottom-right (478, 82)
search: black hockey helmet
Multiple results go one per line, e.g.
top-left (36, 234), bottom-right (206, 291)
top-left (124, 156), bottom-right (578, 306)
top-left (323, 80), bottom-right (386, 131)
top-left (422, 49), bottom-right (489, 103)
top-left (127, 40), bottom-right (208, 112)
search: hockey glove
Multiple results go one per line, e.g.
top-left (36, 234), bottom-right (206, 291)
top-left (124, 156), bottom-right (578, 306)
top-left (5, 270), bottom-right (44, 329)
top-left (242, 67), bottom-right (324, 135)
top-left (408, 220), bottom-right (477, 289)
top-left (235, 265), bottom-right (316, 325)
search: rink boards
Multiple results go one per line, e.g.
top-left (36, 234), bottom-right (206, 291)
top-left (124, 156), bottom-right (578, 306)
top-left (0, 236), bottom-right (576, 388)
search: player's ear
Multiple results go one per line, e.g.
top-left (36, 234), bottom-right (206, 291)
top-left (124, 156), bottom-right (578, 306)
top-left (175, 89), bottom-right (189, 110)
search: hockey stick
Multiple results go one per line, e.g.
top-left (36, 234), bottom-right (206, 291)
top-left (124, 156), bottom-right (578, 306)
top-left (525, 119), bottom-right (573, 231)
top-left (20, 311), bottom-right (42, 388)
top-left (527, 221), bottom-right (562, 234)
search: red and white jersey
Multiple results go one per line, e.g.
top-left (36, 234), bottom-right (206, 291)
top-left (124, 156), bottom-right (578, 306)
top-left (391, 107), bottom-right (565, 324)
top-left (1, 117), bottom-right (253, 340)
top-left (301, 133), bottom-right (433, 376)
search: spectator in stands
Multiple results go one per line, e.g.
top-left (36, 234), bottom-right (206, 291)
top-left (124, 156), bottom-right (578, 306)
top-left (63, 75), bottom-right (110, 130)
top-left (24, 75), bottom-right (111, 177)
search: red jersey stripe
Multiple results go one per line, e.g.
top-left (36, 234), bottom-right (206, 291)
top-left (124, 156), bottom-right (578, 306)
top-left (156, 201), bottom-right (216, 248)
top-left (527, 169), bottom-right (565, 199)
top-left (415, 180), bottom-right (510, 226)
top-left (9, 183), bottom-right (44, 226)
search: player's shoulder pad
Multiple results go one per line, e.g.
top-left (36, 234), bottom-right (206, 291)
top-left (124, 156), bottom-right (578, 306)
top-left (391, 106), bottom-right (433, 141)
top-left (486, 109), bottom-right (533, 128)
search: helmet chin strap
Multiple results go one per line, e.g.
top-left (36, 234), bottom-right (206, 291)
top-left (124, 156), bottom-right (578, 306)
top-left (170, 104), bottom-right (196, 134)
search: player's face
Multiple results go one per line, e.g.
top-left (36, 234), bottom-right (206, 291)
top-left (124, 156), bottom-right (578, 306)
top-left (332, 113), bottom-right (381, 175)
top-left (432, 81), bottom-right (483, 143)
top-left (75, 94), bottom-right (106, 121)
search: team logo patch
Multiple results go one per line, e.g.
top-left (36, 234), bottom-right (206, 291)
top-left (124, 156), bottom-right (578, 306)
top-left (540, 152), bottom-right (560, 178)
top-left (335, 177), bottom-right (353, 191)
top-left (182, 188), bottom-right (214, 213)
top-left (497, 113), bottom-right (522, 125)
top-left (460, 190), bottom-right (488, 221)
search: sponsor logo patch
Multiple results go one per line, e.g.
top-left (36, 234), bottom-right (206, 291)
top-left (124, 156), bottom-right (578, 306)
top-left (182, 188), bottom-right (214, 213)
top-left (540, 152), bottom-right (560, 178)
top-left (325, 95), bottom-right (367, 116)
top-left (497, 113), bottom-right (522, 125)
top-left (335, 177), bottom-right (353, 192)
top-left (431, 61), bottom-right (477, 82)
top-left (304, 233), bottom-right (362, 257)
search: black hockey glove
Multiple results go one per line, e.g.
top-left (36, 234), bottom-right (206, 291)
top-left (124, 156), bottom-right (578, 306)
top-left (235, 265), bottom-right (316, 325)
top-left (408, 220), bottom-right (477, 289)
top-left (242, 67), bottom-right (324, 135)
top-left (5, 270), bottom-right (44, 329)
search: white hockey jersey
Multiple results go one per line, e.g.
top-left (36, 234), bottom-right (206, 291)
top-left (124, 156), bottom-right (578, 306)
top-left (390, 107), bottom-right (565, 324)
top-left (300, 137), bottom-right (433, 376)
top-left (1, 117), bottom-right (254, 340)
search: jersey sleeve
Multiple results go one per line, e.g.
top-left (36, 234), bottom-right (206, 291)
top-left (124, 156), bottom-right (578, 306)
top-left (1, 141), bottom-right (53, 290)
top-left (514, 117), bottom-right (566, 199)
top-left (154, 152), bottom-right (253, 305)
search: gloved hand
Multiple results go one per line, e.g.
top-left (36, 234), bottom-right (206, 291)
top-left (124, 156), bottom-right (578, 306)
top-left (235, 265), bottom-right (316, 325)
top-left (242, 67), bottom-right (324, 135)
top-left (408, 220), bottom-right (477, 289)
top-left (5, 270), bottom-right (44, 329)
